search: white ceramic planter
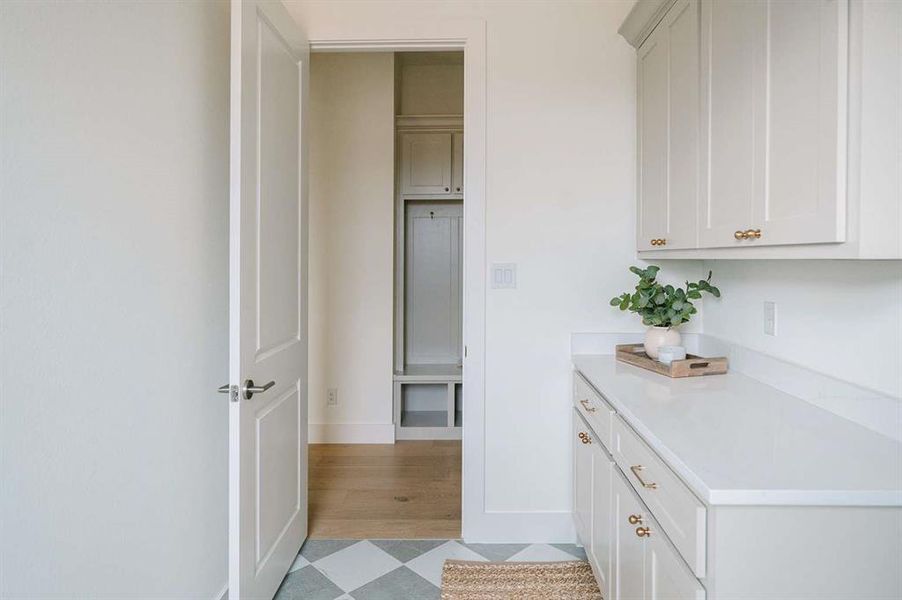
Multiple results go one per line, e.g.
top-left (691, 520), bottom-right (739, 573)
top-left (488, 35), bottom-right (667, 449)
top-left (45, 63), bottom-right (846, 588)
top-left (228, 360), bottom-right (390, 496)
top-left (644, 326), bottom-right (681, 359)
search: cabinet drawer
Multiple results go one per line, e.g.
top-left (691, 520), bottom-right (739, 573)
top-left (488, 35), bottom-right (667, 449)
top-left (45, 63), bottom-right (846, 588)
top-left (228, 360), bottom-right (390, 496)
top-left (613, 415), bottom-right (707, 577)
top-left (573, 371), bottom-right (614, 451)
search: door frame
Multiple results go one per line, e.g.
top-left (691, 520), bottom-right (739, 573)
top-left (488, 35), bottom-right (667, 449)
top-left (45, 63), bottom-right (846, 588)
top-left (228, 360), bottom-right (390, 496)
top-left (309, 21), bottom-right (486, 542)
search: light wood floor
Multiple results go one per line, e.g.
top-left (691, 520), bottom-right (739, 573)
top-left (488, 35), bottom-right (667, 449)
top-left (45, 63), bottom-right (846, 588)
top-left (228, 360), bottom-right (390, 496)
top-left (308, 440), bottom-right (461, 539)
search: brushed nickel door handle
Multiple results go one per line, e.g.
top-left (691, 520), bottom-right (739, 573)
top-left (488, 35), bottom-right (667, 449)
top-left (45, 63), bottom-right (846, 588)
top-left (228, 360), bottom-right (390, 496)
top-left (242, 379), bottom-right (275, 400)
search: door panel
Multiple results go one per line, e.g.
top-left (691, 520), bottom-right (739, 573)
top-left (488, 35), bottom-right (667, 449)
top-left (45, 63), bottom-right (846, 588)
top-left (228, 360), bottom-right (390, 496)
top-left (400, 133), bottom-right (453, 195)
top-left (405, 202), bottom-right (462, 365)
top-left (614, 470), bottom-right (645, 600)
top-left (590, 444), bottom-right (614, 599)
top-left (646, 532), bottom-right (706, 600)
top-left (701, 0), bottom-right (846, 248)
top-left (638, 32), bottom-right (668, 251)
top-left (573, 410), bottom-right (593, 546)
top-left (638, 0), bottom-right (699, 251)
top-left (757, 0), bottom-right (846, 245)
top-left (230, 1), bottom-right (309, 598)
top-left (699, 0), bottom-right (763, 248)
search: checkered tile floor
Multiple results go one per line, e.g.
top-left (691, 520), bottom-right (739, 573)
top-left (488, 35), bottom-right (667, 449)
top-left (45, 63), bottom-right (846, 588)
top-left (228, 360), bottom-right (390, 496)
top-left (275, 539), bottom-right (588, 600)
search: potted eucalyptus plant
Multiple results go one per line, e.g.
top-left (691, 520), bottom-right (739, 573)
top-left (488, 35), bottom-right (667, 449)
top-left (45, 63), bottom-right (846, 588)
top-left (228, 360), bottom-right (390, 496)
top-left (610, 265), bottom-right (720, 358)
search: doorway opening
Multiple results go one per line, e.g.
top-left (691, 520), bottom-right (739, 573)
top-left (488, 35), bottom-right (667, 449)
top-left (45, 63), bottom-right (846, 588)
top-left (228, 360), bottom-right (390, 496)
top-left (306, 50), bottom-right (464, 540)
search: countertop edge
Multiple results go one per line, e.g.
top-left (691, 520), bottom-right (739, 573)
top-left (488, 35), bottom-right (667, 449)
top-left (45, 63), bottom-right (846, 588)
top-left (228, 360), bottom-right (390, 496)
top-left (572, 355), bottom-right (902, 508)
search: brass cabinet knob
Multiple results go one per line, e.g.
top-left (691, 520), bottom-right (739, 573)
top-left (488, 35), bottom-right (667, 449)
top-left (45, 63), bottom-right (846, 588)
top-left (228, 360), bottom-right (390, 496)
top-left (628, 514), bottom-right (643, 525)
top-left (580, 433), bottom-right (592, 445)
top-left (650, 238), bottom-right (667, 246)
top-left (636, 527), bottom-right (652, 538)
top-left (745, 228), bottom-right (762, 239)
top-left (650, 239), bottom-right (657, 246)
top-left (578, 432), bottom-right (586, 440)
top-left (734, 230), bottom-right (748, 240)
top-left (580, 399), bottom-right (597, 413)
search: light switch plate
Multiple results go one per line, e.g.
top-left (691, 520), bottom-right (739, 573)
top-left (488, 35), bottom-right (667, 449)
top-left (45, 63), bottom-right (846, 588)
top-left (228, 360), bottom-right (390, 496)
top-left (327, 388), bottom-right (338, 407)
top-left (764, 301), bottom-right (777, 336)
top-left (491, 263), bottom-right (517, 289)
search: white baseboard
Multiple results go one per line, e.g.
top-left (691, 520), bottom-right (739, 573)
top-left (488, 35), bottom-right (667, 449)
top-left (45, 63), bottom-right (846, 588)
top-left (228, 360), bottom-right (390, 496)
top-left (308, 423), bottom-right (395, 444)
top-left (462, 510), bottom-right (576, 544)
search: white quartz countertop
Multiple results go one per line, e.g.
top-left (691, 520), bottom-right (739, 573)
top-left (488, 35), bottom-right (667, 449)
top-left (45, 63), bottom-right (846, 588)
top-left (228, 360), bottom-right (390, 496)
top-left (572, 355), bottom-right (902, 507)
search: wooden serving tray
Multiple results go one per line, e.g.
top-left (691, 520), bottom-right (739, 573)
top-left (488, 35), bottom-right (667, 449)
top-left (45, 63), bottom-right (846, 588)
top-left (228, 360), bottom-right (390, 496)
top-left (615, 344), bottom-right (728, 378)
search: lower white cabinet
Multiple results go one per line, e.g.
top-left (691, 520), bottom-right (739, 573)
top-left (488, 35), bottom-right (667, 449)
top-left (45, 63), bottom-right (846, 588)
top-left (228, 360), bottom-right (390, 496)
top-left (574, 407), bottom-right (703, 600)
top-left (590, 442), bottom-right (613, 598)
top-left (572, 411), bottom-right (593, 546)
top-left (572, 366), bottom-right (902, 599)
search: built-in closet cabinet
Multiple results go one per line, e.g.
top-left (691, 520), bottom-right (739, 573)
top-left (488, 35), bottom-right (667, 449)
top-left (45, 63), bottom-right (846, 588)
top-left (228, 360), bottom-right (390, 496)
top-left (399, 131), bottom-right (464, 197)
top-left (699, 0), bottom-right (847, 248)
top-left (637, 0), bottom-right (699, 251)
top-left (622, 0), bottom-right (902, 258)
top-left (400, 133), bottom-right (453, 195)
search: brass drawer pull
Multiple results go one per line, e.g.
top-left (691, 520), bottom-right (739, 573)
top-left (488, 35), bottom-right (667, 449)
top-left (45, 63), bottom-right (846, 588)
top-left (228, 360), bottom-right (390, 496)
top-left (579, 432), bottom-right (592, 445)
top-left (630, 465), bottom-right (658, 489)
top-left (628, 514), bottom-right (643, 525)
top-left (735, 228), bottom-right (762, 240)
top-left (636, 526), bottom-right (652, 538)
top-left (579, 399), bottom-right (597, 413)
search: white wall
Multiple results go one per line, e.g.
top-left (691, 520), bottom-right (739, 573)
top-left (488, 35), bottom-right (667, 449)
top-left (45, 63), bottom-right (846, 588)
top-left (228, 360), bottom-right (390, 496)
top-left (307, 53), bottom-right (396, 442)
top-left (0, 2), bottom-right (229, 597)
top-left (289, 0), bottom-right (701, 525)
top-left (701, 260), bottom-right (902, 399)
top-left (397, 52), bottom-right (464, 116)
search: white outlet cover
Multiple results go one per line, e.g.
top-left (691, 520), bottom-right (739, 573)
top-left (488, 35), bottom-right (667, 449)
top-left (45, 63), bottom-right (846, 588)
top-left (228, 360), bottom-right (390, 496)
top-left (327, 388), bottom-right (338, 406)
top-left (491, 263), bottom-right (517, 289)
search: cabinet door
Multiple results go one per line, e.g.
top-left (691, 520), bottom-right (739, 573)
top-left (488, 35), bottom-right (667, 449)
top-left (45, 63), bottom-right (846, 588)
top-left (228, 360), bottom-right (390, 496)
top-left (754, 0), bottom-right (847, 246)
top-left (400, 133), bottom-right (452, 195)
top-left (700, 0), bottom-right (847, 248)
top-left (572, 410), bottom-right (593, 547)
top-left (451, 132), bottom-right (464, 194)
top-left (645, 533), bottom-right (706, 600)
top-left (637, 0), bottom-right (699, 251)
top-left (590, 444), bottom-right (614, 599)
top-left (613, 470), bottom-right (645, 600)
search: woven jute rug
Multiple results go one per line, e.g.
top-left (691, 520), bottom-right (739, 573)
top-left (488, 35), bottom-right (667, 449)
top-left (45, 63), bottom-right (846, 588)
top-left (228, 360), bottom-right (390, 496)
top-left (441, 560), bottom-right (603, 600)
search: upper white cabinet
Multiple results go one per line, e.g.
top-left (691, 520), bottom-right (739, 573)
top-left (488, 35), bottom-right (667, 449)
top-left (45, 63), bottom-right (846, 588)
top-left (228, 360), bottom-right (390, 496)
top-left (621, 0), bottom-right (902, 258)
top-left (700, 0), bottom-right (847, 248)
top-left (399, 131), bottom-right (464, 197)
top-left (400, 133), bottom-right (453, 195)
top-left (637, 0), bottom-right (699, 251)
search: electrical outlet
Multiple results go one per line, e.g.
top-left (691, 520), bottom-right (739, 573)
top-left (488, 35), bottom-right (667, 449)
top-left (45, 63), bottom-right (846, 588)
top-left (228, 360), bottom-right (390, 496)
top-left (327, 388), bottom-right (338, 407)
top-left (764, 301), bottom-right (777, 336)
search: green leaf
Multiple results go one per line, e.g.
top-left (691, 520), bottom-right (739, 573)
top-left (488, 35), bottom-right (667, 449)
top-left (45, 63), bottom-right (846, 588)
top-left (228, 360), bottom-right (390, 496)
top-left (629, 266), bottom-right (644, 276)
top-left (654, 292), bottom-right (666, 305)
top-left (645, 265), bottom-right (660, 278)
top-left (687, 290), bottom-right (702, 299)
top-left (620, 297), bottom-right (630, 310)
top-left (609, 297), bottom-right (622, 306)
top-left (672, 300), bottom-right (684, 311)
top-left (709, 286), bottom-right (721, 298)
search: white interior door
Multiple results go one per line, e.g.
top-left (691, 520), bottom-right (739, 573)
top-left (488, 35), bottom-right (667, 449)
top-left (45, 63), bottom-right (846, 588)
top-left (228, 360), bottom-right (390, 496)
top-left (229, 1), bottom-right (309, 598)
